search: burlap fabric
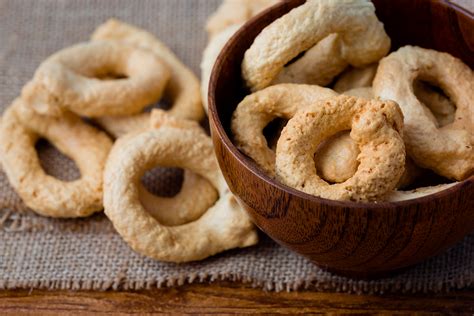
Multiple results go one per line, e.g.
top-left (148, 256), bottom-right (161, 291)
top-left (0, 0), bottom-right (473, 294)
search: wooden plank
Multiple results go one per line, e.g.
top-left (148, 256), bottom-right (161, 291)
top-left (1, 283), bottom-right (473, 315)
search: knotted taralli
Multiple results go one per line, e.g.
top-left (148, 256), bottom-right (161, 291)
top-left (103, 111), bottom-right (258, 262)
top-left (0, 99), bottom-right (112, 217)
top-left (242, 0), bottom-right (390, 91)
top-left (276, 96), bottom-right (406, 202)
top-left (92, 19), bottom-right (204, 137)
top-left (22, 41), bottom-right (170, 118)
top-left (373, 46), bottom-right (474, 180)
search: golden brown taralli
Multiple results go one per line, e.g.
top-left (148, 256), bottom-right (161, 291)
top-left (0, 99), bottom-right (113, 217)
top-left (275, 95), bottom-right (406, 202)
top-left (242, 0), bottom-right (390, 91)
top-left (22, 41), bottom-right (170, 118)
top-left (103, 111), bottom-right (258, 262)
top-left (373, 46), bottom-right (474, 180)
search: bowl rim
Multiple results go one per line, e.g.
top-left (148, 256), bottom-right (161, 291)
top-left (208, 0), bottom-right (474, 210)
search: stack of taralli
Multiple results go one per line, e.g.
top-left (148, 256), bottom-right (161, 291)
top-left (230, 0), bottom-right (473, 202)
top-left (0, 18), bottom-right (257, 262)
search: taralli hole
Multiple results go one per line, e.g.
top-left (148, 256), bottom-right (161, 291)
top-left (242, 0), bottom-right (390, 91)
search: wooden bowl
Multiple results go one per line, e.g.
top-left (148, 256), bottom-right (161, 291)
top-left (208, 0), bottom-right (474, 278)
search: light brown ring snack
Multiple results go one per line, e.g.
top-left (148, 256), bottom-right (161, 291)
top-left (0, 99), bottom-right (112, 217)
top-left (373, 46), bottom-right (474, 180)
top-left (276, 96), bottom-right (406, 202)
top-left (104, 113), bottom-right (257, 262)
top-left (22, 41), bottom-right (170, 118)
top-left (206, 0), bottom-right (280, 39)
top-left (92, 19), bottom-right (204, 137)
top-left (242, 0), bottom-right (390, 91)
top-left (231, 84), bottom-right (337, 175)
top-left (137, 110), bottom-right (218, 227)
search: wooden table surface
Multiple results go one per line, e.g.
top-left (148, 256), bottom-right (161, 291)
top-left (1, 282), bottom-right (473, 314)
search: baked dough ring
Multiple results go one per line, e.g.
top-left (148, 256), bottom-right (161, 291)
top-left (206, 0), bottom-right (280, 39)
top-left (242, 0), bottom-right (390, 91)
top-left (0, 99), bottom-right (112, 217)
top-left (276, 95), bottom-right (405, 202)
top-left (92, 19), bottom-right (204, 137)
top-left (104, 112), bottom-right (258, 262)
top-left (231, 84), bottom-right (337, 175)
top-left (373, 46), bottom-right (474, 180)
top-left (22, 41), bottom-right (170, 118)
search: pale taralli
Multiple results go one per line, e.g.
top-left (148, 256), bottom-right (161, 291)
top-left (0, 99), bottom-right (112, 217)
top-left (22, 41), bottom-right (170, 118)
top-left (92, 19), bottom-right (204, 137)
top-left (275, 96), bottom-right (406, 202)
top-left (103, 111), bottom-right (258, 262)
top-left (373, 46), bottom-right (474, 180)
top-left (242, 0), bottom-right (390, 91)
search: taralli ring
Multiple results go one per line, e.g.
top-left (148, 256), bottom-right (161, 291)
top-left (231, 84), bottom-right (337, 175)
top-left (103, 111), bottom-right (258, 262)
top-left (0, 99), bottom-right (113, 217)
top-left (242, 0), bottom-right (390, 91)
top-left (92, 19), bottom-right (204, 137)
top-left (138, 111), bottom-right (218, 227)
top-left (276, 96), bottom-right (406, 202)
top-left (373, 46), bottom-right (474, 180)
top-left (22, 41), bottom-right (170, 118)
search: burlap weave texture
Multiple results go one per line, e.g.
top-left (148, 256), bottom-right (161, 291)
top-left (0, 0), bottom-right (473, 293)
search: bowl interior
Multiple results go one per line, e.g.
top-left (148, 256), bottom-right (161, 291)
top-left (208, 0), bottom-right (474, 207)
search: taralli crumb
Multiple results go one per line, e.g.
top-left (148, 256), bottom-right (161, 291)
top-left (22, 41), bottom-right (170, 118)
top-left (276, 96), bottom-right (406, 202)
top-left (373, 46), bottom-right (474, 180)
top-left (231, 84), bottom-right (337, 175)
top-left (0, 99), bottom-right (112, 217)
top-left (272, 34), bottom-right (348, 86)
top-left (242, 0), bottom-right (390, 91)
top-left (103, 111), bottom-right (258, 262)
top-left (206, 0), bottom-right (279, 39)
top-left (92, 19), bottom-right (204, 137)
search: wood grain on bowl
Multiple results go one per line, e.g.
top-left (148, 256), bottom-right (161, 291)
top-left (208, 0), bottom-right (474, 278)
